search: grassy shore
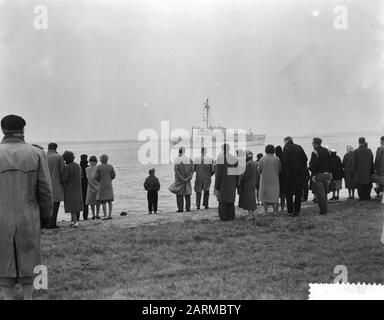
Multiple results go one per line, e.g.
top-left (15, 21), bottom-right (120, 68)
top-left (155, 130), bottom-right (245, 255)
top-left (27, 200), bottom-right (384, 299)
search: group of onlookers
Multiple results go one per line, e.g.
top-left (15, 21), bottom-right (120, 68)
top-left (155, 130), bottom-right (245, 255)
top-left (168, 136), bottom-right (384, 220)
top-left (45, 143), bottom-right (116, 229)
top-left (1, 112), bottom-right (384, 300)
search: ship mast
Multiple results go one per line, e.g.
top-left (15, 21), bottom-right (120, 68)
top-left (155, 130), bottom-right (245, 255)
top-left (204, 99), bottom-right (209, 129)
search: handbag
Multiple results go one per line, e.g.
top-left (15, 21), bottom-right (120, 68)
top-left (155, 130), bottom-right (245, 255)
top-left (168, 180), bottom-right (186, 195)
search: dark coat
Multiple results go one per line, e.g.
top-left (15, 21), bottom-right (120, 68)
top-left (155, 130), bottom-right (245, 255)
top-left (80, 161), bottom-right (88, 200)
top-left (0, 136), bottom-right (53, 278)
top-left (214, 152), bottom-right (239, 203)
top-left (353, 145), bottom-right (374, 185)
top-left (276, 154), bottom-right (287, 194)
top-left (330, 154), bottom-right (344, 180)
top-left (375, 146), bottom-right (384, 177)
top-left (62, 162), bottom-right (84, 213)
top-left (144, 175), bottom-right (160, 191)
top-left (309, 146), bottom-right (332, 175)
top-left (342, 152), bottom-right (355, 189)
top-left (282, 141), bottom-right (308, 176)
top-left (239, 160), bottom-right (257, 210)
top-left (47, 150), bottom-right (64, 202)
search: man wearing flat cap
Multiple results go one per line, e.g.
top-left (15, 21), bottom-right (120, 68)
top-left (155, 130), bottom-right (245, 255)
top-left (0, 115), bottom-right (53, 300)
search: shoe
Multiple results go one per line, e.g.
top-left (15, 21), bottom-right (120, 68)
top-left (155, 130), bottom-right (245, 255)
top-left (335, 196), bottom-right (339, 200)
top-left (176, 210), bottom-right (183, 213)
top-left (154, 211), bottom-right (157, 214)
top-left (91, 216), bottom-right (96, 220)
top-left (73, 223), bottom-right (78, 228)
top-left (186, 209), bottom-right (191, 212)
top-left (148, 212), bottom-right (152, 215)
top-left (196, 206), bottom-right (200, 210)
top-left (96, 216), bottom-right (101, 219)
top-left (204, 206), bottom-right (209, 209)
top-left (319, 211), bottom-right (327, 215)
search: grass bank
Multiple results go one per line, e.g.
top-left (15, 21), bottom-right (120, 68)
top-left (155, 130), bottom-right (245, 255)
top-left (32, 200), bottom-right (384, 299)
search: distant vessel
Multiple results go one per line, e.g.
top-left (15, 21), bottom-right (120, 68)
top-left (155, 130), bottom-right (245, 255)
top-left (191, 99), bottom-right (266, 145)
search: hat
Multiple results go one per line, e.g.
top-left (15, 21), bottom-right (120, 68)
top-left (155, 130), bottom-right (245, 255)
top-left (1, 115), bottom-right (26, 131)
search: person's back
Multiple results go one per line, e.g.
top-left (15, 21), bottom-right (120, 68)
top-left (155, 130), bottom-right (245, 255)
top-left (354, 143), bottom-right (374, 183)
top-left (375, 144), bottom-right (384, 177)
top-left (144, 174), bottom-right (160, 191)
top-left (174, 154), bottom-right (194, 181)
top-left (309, 146), bottom-right (332, 175)
top-left (0, 115), bottom-right (53, 300)
top-left (283, 141), bottom-right (308, 176)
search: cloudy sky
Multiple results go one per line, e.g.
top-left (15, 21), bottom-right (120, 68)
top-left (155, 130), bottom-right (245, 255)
top-left (0, 0), bottom-right (383, 142)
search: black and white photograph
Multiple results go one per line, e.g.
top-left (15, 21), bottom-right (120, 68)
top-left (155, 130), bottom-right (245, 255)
top-left (1, 0), bottom-right (384, 303)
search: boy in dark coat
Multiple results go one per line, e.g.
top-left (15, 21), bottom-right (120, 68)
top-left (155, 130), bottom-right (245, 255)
top-left (144, 168), bottom-right (160, 214)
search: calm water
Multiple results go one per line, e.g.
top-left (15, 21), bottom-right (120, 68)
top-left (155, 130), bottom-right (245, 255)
top-left (43, 134), bottom-right (381, 221)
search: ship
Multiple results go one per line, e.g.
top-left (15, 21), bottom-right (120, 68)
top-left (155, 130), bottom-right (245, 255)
top-left (190, 99), bottom-right (266, 145)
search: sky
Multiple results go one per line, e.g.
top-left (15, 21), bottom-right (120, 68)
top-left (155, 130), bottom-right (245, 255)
top-left (0, 0), bottom-right (383, 142)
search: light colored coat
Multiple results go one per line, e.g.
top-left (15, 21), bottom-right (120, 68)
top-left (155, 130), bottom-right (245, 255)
top-left (0, 136), bottom-right (53, 278)
top-left (258, 154), bottom-right (281, 204)
top-left (95, 163), bottom-right (116, 201)
top-left (47, 150), bottom-right (64, 202)
top-left (86, 165), bottom-right (99, 205)
top-left (173, 155), bottom-right (194, 196)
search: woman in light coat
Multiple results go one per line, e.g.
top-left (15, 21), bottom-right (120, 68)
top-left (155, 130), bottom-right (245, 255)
top-left (86, 155), bottom-right (100, 219)
top-left (95, 154), bottom-right (116, 219)
top-left (258, 145), bottom-right (281, 213)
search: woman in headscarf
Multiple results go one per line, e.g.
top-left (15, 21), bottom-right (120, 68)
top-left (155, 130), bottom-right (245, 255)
top-left (62, 151), bottom-right (83, 228)
top-left (239, 150), bottom-right (258, 219)
top-left (342, 145), bottom-right (355, 199)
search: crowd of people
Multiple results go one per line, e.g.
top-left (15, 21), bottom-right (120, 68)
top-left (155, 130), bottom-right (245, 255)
top-left (0, 113), bottom-right (384, 299)
top-left (167, 136), bottom-right (384, 221)
top-left (45, 144), bottom-right (117, 229)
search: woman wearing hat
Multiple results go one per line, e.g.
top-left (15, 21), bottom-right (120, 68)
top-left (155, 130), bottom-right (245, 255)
top-left (62, 151), bottom-right (84, 228)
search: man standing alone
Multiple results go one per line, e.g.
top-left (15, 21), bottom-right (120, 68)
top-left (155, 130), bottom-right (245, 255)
top-left (309, 137), bottom-right (332, 215)
top-left (46, 143), bottom-right (64, 229)
top-left (282, 136), bottom-right (308, 216)
top-left (193, 147), bottom-right (215, 210)
top-left (354, 137), bottom-right (374, 201)
top-left (0, 115), bottom-right (53, 300)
